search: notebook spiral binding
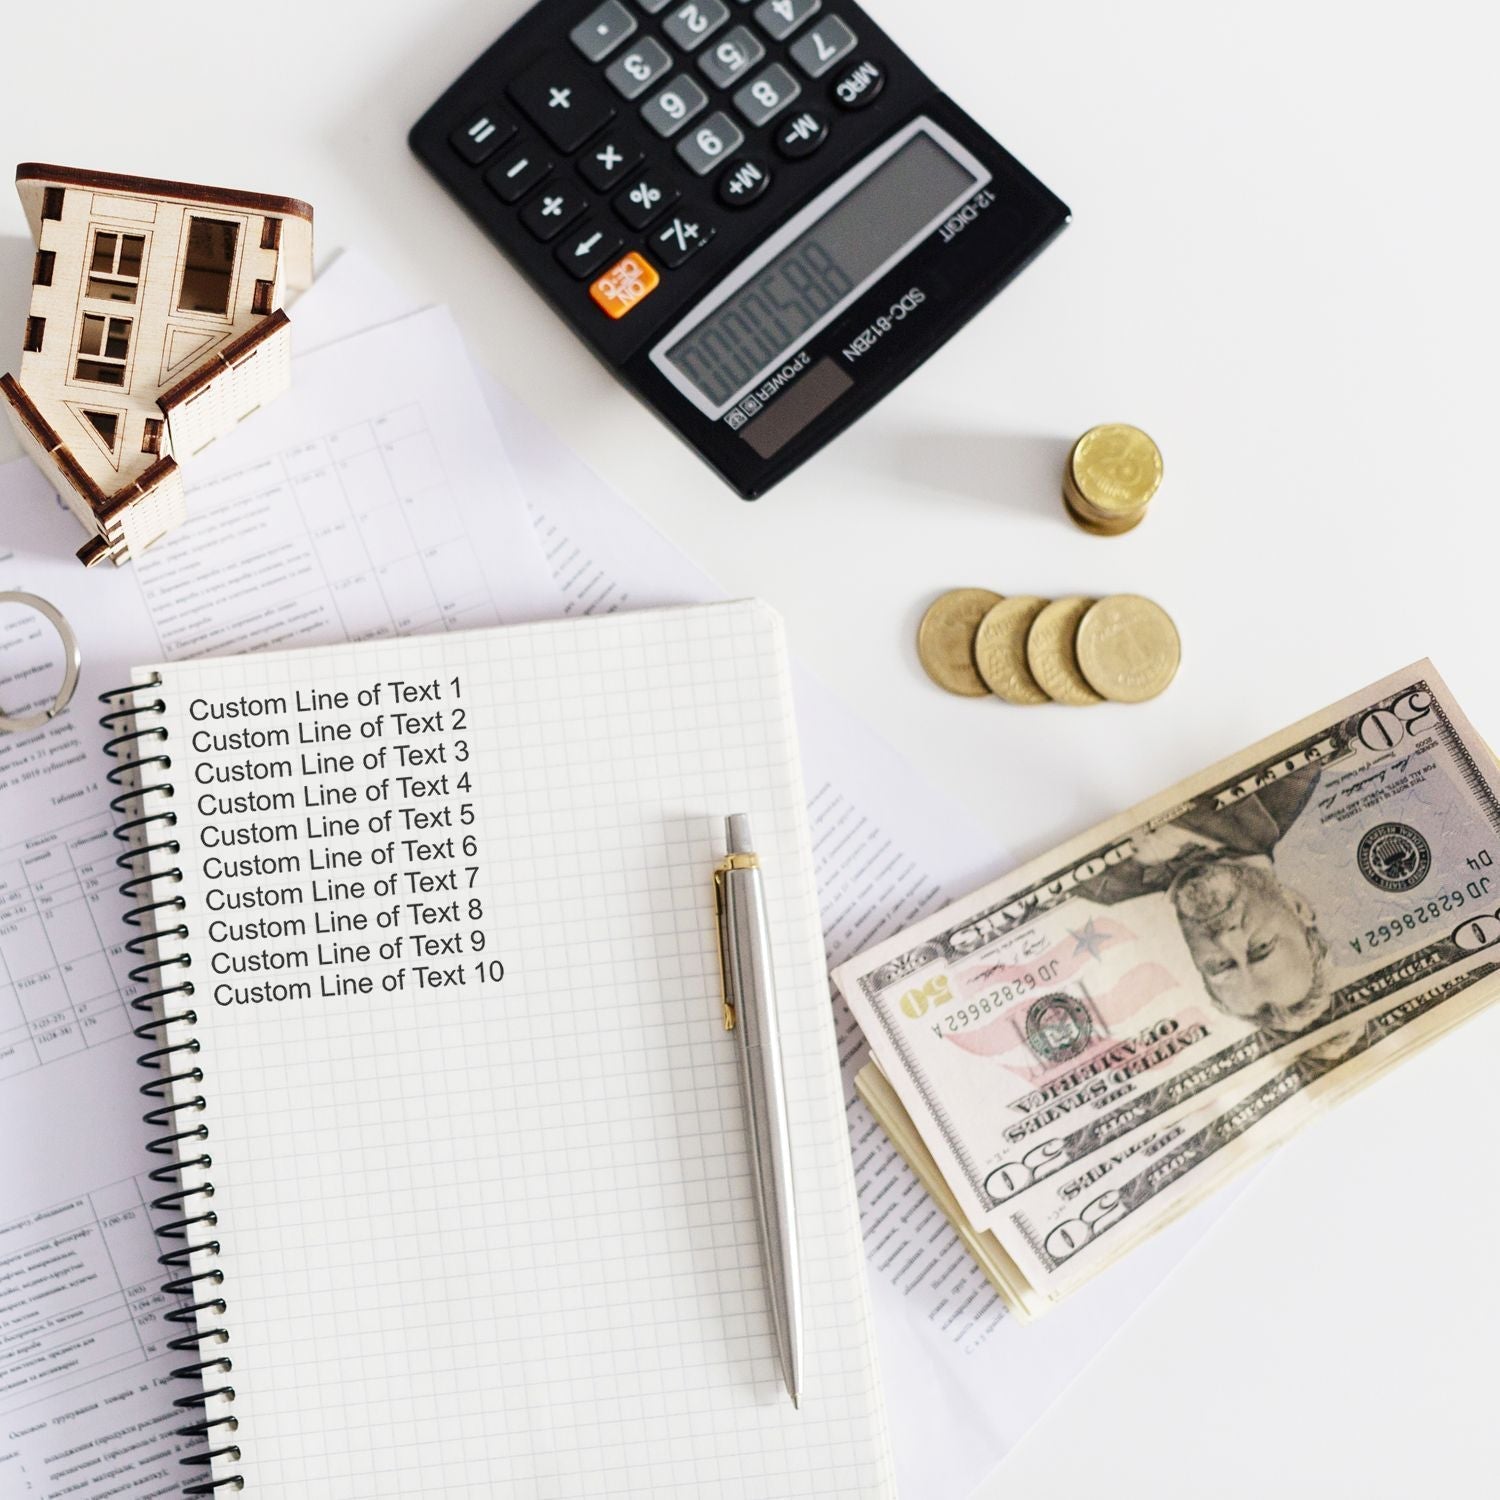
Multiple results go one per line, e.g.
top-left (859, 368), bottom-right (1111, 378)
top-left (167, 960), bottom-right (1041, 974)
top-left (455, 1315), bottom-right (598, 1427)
top-left (100, 677), bottom-right (243, 1495)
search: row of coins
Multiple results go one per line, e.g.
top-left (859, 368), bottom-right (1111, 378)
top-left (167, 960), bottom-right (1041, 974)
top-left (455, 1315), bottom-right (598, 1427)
top-left (918, 590), bottom-right (1181, 705)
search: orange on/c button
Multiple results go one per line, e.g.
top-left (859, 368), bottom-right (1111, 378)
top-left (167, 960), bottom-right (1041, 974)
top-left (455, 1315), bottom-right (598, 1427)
top-left (589, 252), bottom-right (660, 319)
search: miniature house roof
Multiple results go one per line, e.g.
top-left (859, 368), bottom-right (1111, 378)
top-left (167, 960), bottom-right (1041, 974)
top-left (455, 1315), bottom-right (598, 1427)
top-left (15, 163), bottom-right (314, 289)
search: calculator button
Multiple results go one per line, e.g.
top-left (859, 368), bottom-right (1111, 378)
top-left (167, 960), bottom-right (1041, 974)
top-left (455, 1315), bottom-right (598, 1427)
top-left (791, 17), bottom-right (857, 78)
top-left (732, 63), bottom-right (800, 125)
top-left (717, 156), bottom-right (771, 208)
top-left (450, 107), bottom-right (516, 164)
top-left (698, 26), bottom-right (765, 88)
top-left (589, 251), bottom-right (661, 319)
top-left (662, 0), bottom-right (730, 52)
top-left (676, 112), bottom-right (744, 175)
top-left (556, 221), bottom-right (624, 278)
top-left (605, 37), bottom-right (673, 100)
top-left (830, 57), bottom-right (883, 108)
top-left (578, 133), bottom-right (643, 190)
top-left (651, 211), bottom-right (714, 268)
top-left (772, 108), bottom-right (828, 158)
top-left (570, 1), bottom-right (638, 62)
top-left (753, 0), bottom-right (820, 40)
top-left (614, 173), bottom-right (681, 229)
top-left (641, 75), bottom-right (709, 137)
top-left (635, 0), bottom-right (672, 10)
top-left (483, 145), bottom-right (553, 203)
top-left (508, 56), bottom-right (616, 152)
top-left (520, 184), bottom-right (589, 241)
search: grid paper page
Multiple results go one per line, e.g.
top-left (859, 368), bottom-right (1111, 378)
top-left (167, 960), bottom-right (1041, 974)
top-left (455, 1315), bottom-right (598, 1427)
top-left (141, 600), bottom-right (895, 1497)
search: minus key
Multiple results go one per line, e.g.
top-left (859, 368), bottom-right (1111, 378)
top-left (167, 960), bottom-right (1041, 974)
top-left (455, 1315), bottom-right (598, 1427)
top-left (484, 145), bottom-right (553, 203)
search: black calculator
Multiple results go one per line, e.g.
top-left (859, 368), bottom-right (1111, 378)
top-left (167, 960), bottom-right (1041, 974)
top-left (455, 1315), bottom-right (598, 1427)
top-left (410, 0), bottom-right (1070, 497)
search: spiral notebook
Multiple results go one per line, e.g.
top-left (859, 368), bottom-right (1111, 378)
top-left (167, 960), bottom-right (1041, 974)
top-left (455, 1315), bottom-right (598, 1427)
top-left (106, 600), bottom-right (895, 1498)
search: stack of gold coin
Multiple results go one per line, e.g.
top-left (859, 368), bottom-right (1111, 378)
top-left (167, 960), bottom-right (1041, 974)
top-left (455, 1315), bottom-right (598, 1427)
top-left (1063, 424), bottom-right (1163, 535)
top-left (918, 590), bottom-right (1180, 705)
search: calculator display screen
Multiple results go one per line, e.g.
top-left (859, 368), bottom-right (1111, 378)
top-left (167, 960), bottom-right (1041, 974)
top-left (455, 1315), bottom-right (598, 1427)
top-left (654, 121), bottom-right (989, 421)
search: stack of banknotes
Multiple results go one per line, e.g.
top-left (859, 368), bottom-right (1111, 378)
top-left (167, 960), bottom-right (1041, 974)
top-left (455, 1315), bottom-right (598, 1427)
top-left (834, 662), bottom-right (1500, 1317)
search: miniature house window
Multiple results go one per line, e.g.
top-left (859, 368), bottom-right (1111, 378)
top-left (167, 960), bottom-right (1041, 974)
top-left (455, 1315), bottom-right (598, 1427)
top-left (41, 186), bottom-right (64, 220)
top-left (74, 313), bottom-right (132, 385)
top-left (33, 249), bottom-right (55, 286)
top-left (252, 278), bottom-right (274, 315)
top-left (142, 417), bottom-right (163, 455)
top-left (176, 218), bottom-right (240, 316)
top-left (260, 217), bottom-right (282, 250)
top-left (24, 316), bottom-right (45, 353)
top-left (83, 410), bottom-right (120, 454)
top-left (86, 230), bottom-right (146, 303)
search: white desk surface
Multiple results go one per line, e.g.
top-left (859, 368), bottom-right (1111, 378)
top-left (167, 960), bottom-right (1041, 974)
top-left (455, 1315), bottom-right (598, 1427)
top-left (5, 3), bottom-right (1497, 1496)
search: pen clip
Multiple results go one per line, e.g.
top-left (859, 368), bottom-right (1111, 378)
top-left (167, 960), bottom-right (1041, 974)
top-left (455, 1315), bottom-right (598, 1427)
top-left (713, 866), bottom-right (735, 1031)
top-left (713, 852), bottom-right (760, 1032)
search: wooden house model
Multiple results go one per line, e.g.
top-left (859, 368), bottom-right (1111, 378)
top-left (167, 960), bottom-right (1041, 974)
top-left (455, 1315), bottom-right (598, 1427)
top-left (1, 164), bottom-right (313, 567)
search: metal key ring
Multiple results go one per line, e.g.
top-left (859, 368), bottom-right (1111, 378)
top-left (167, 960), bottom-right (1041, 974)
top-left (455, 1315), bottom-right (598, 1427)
top-left (0, 592), bottom-right (82, 733)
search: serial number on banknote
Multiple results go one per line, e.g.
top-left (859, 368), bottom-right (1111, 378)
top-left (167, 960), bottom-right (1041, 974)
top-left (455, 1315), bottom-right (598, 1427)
top-left (904, 959), bottom-right (1066, 1037)
top-left (1352, 873), bottom-right (1494, 953)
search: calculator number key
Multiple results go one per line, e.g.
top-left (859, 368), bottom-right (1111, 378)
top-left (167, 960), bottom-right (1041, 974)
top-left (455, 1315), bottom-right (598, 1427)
top-left (557, 221), bottom-right (625, 279)
top-left (698, 25), bottom-right (766, 89)
top-left (569, 0), bottom-right (637, 63)
top-left (614, 173), bottom-right (681, 230)
top-left (652, 212), bottom-right (715, 268)
top-left (790, 16), bottom-right (857, 78)
top-left (606, 37), bottom-right (672, 100)
top-left (662, 0), bottom-right (730, 52)
top-left (508, 56), bottom-right (616, 152)
top-left (520, 184), bottom-right (589, 241)
top-left (590, 252), bottom-right (661, 319)
top-left (676, 112), bottom-right (744, 176)
top-left (754, 0), bottom-right (820, 41)
top-left (732, 64), bottom-right (800, 126)
top-left (642, 75), bottom-right (709, 137)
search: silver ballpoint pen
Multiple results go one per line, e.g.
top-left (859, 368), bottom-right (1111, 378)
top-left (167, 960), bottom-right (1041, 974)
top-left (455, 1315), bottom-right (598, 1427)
top-left (714, 814), bottom-right (804, 1408)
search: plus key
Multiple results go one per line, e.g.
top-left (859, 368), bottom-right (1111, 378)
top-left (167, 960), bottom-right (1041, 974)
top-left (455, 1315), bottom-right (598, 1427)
top-left (508, 54), bottom-right (616, 152)
top-left (520, 183), bottom-right (588, 241)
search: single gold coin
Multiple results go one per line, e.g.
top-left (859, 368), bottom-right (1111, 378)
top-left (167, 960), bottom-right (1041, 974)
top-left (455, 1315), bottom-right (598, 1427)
top-left (974, 597), bottom-right (1051, 705)
top-left (1068, 425), bottom-right (1164, 518)
top-left (917, 588), bottom-right (1004, 696)
top-left (1075, 595), bottom-right (1181, 703)
top-left (1026, 597), bottom-right (1104, 706)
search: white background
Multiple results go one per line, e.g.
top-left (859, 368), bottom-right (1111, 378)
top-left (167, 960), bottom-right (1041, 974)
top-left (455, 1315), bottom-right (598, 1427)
top-left (4, 3), bottom-right (1498, 1496)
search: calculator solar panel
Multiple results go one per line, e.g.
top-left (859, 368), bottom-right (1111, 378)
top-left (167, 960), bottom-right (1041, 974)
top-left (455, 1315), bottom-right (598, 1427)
top-left (411, 0), bottom-right (1070, 497)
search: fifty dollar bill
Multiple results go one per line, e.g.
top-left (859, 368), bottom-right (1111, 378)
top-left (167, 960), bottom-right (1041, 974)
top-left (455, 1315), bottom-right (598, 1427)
top-left (833, 662), bottom-right (1500, 1304)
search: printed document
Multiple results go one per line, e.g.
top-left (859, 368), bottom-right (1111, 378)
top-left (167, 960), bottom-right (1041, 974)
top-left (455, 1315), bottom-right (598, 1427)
top-left (0, 303), bottom-right (563, 1495)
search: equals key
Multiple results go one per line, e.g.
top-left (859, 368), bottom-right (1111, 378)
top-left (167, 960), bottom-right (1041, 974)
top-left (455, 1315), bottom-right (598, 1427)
top-left (556, 220), bottom-right (623, 278)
